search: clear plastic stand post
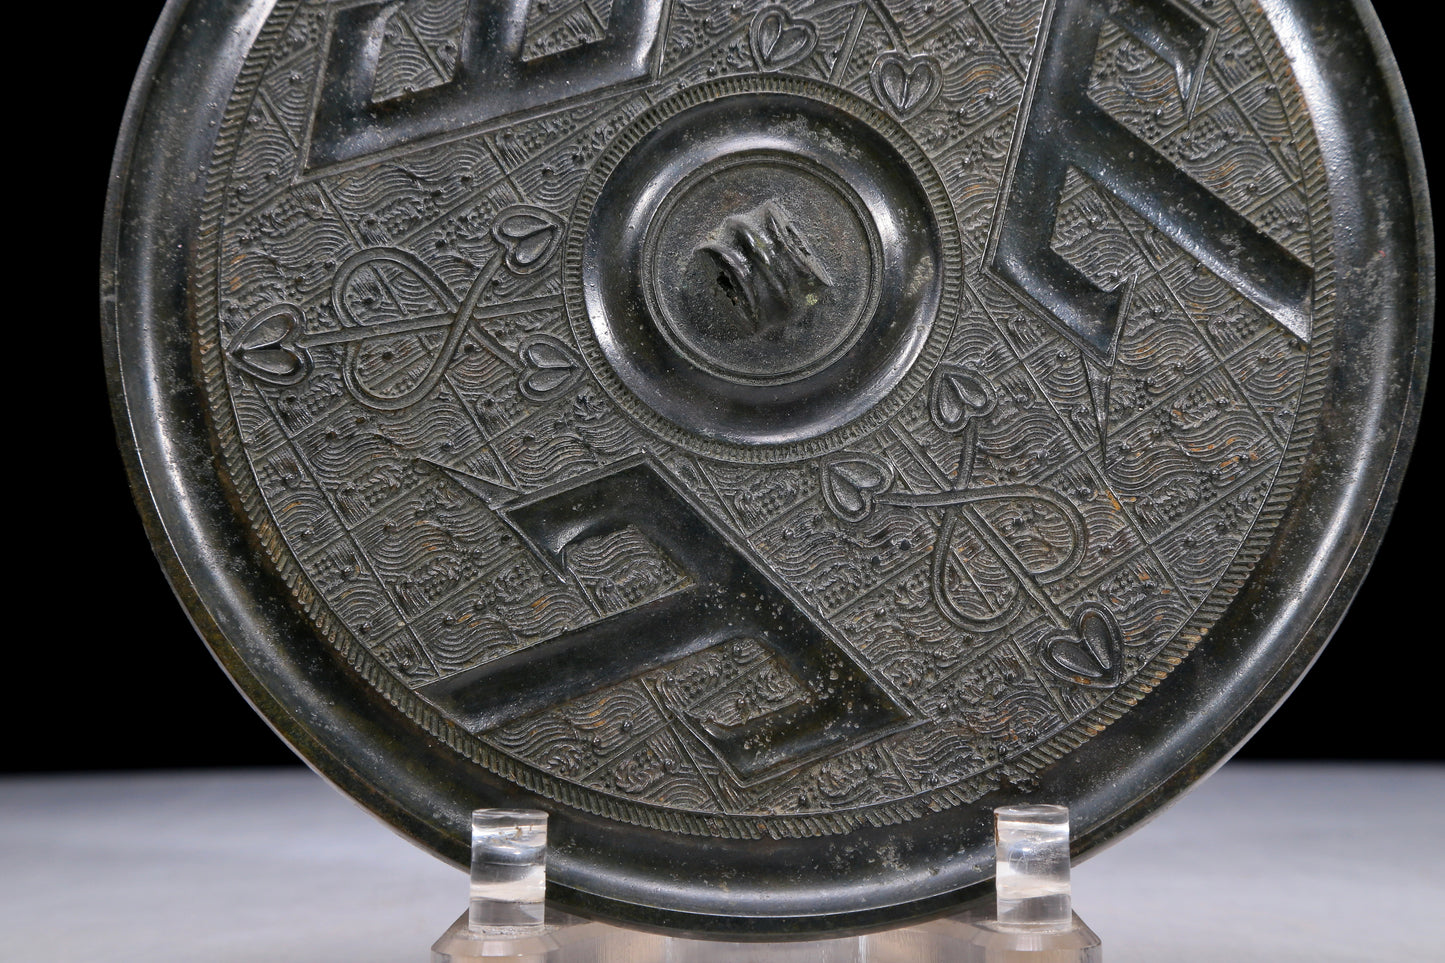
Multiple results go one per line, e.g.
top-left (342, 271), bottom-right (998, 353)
top-left (469, 810), bottom-right (547, 930)
top-left (945, 804), bottom-right (1102, 962)
top-left (996, 804), bottom-right (1073, 929)
top-left (432, 810), bottom-right (598, 962)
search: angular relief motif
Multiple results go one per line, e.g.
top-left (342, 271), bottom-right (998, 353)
top-left (201, 0), bottom-right (1330, 832)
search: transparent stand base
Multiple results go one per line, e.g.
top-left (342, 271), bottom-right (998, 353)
top-left (431, 904), bottom-right (1102, 962)
top-left (941, 914), bottom-right (1103, 963)
top-left (434, 806), bottom-right (1102, 962)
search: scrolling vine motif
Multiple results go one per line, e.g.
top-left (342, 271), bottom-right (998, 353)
top-left (227, 205), bottom-right (566, 411)
top-left (821, 365), bottom-right (1128, 687)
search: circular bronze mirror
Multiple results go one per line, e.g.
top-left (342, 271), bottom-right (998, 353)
top-left (104, 0), bottom-right (1431, 935)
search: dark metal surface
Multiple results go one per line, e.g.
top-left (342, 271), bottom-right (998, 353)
top-left (104, 0), bottom-right (1431, 936)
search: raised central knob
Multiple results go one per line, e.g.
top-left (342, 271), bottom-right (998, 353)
top-left (643, 153), bottom-right (879, 386)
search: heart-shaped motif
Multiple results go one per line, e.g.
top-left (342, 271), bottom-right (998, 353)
top-left (750, 5), bottom-right (817, 70)
top-left (229, 303), bottom-right (312, 385)
top-left (517, 335), bottom-right (582, 401)
top-left (1039, 603), bottom-right (1126, 687)
top-left (930, 365), bottom-right (996, 433)
top-left (820, 452), bottom-right (895, 522)
top-left (493, 206), bottom-right (563, 275)
top-left (871, 52), bottom-right (942, 119)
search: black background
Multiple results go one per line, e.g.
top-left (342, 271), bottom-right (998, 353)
top-left (16, 1), bottom-right (1435, 773)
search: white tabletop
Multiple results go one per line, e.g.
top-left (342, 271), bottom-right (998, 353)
top-left (2, 763), bottom-right (1440, 962)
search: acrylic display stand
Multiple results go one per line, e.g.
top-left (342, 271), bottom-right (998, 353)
top-left (432, 804), bottom-right (1101, 962)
